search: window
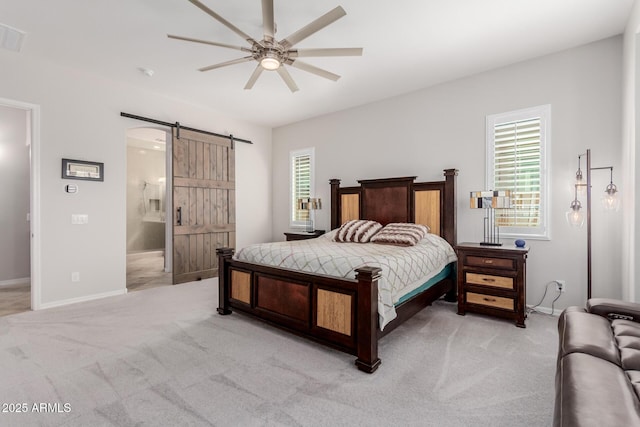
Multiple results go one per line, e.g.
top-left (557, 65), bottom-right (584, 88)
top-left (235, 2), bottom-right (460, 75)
top-left (486, 105), bottom-right (550, 239)
top-left (290, 147), bottom-right (315, 227)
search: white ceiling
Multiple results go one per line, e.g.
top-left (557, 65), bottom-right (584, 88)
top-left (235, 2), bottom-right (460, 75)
top-left (2, 0), bottom-right (634, 128)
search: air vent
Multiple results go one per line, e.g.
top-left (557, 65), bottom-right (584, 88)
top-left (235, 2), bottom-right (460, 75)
top-left (0, 23), bottom-right (25, 52)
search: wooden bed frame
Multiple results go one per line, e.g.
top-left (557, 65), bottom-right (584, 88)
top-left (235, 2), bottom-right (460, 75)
top-left (216, 169), bottom-right (458, 373)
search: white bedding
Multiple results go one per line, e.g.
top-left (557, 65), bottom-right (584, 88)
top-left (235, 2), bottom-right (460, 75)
top-left (233, 229), bottom-right (457, 330)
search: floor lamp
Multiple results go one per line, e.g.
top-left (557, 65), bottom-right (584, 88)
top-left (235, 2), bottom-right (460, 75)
top-left (566, 149), bottom-right (619, 299)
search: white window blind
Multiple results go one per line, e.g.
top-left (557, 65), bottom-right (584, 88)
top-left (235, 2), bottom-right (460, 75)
top-left (494, 118), bottom-right (541, 227)
top-left (290, 148), bottom-right (314, 226)
top-left (487, 105), bottom-right (550, 239)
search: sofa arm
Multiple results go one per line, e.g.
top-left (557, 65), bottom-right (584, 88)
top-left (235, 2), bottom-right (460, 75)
top-left (587, 298), bottom-right (640, 322)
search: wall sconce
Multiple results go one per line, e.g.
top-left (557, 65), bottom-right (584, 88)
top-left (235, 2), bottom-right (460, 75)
top-left (566, 148), bottom-right (619, 299)
top-left (297, 197), bottom-right (322, 232)
top-left (470, 190), bottom-right (512, 246)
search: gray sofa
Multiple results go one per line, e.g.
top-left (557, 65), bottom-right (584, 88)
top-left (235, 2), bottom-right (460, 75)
top-left (554, 298), bottom-right (640, 427)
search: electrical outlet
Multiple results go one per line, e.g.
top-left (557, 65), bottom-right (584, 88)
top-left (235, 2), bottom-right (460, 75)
top-left (556, 280), bottom-right (566, 292)
top-left (71, 272), bottom-right (80, 282)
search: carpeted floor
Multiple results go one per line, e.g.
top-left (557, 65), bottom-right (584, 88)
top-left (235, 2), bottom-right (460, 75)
top-left (0, 279), bottom-right (558, 426)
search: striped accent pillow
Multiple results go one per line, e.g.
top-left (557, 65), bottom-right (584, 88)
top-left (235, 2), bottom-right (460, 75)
top-left (334, 220), bottom-right (383, 243)
top-left (370, 223), bottom-right (430, 246)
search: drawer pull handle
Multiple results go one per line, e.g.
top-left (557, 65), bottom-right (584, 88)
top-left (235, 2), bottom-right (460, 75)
top-left (483, 297), bottom-right (497, 302)
top-left (482, 278), bottom-right (496, 283)
top-left (483, 259), bottom-right (494, 264)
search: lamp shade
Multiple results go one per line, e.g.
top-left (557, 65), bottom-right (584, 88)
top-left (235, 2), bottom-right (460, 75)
top-left (602, 184), bottom-right (620, 211)
top-left (566, 198), bottom-right (584, 227)
top-left (297, 197), bottom-right (322, 210)
top-left (566, 208), bottom-right (585, 227)
top-left (470, 190), bottom-right (511, 209)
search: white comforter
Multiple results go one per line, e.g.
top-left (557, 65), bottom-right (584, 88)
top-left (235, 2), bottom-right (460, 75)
top-left (233, 230), bottom-right (457, 330)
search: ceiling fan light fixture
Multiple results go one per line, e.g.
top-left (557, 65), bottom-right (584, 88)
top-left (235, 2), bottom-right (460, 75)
top-left (173, 1), bottom-right (363, 90)
top-left (260, 55), bottom-right (280, 70)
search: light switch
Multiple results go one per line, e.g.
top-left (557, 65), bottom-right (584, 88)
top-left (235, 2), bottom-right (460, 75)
top-left (71, 214), bottom-right (89, 225)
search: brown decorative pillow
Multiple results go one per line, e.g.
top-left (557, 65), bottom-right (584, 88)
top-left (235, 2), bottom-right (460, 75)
top-left (369, 223), bottom-right (430, 246)
top-left (334, 220), bottom-right (383, 243)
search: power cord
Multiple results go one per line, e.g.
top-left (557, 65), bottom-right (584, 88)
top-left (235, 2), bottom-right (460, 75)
top-left (527, 280), bottom-right (562, 316)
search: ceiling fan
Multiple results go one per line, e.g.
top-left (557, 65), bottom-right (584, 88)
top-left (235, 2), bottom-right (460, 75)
top-left (168, 0), bottom-right (363, 92)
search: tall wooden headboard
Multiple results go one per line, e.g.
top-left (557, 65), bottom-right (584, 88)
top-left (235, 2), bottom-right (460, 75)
top-left (330, 169), bottom-right (458, 246)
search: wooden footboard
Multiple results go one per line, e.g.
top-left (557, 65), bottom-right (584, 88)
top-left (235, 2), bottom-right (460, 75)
top-left (217, 248), bottom-right (382, 372)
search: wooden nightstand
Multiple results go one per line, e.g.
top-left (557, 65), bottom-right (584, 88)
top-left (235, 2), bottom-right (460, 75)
top-left (284, 230), bottom-right (325, 241)
top-left (456, 242), bottom-right (529, 328)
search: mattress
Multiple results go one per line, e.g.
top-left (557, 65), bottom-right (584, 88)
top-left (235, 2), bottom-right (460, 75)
top-left (233, 229), bottom-right (457, 330)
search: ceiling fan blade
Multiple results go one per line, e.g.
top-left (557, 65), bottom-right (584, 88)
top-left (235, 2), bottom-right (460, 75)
top-left (188, 0), bottom-right (262, 47)
top-left (262, 0), bottom-right (275, 40)
top-left (167, 34), bottom-right (250, 52)
top-left (276, 66), bottom-right (299, 92)
top-left (198, 56), bottom-right (254, 72)
top-left (289, 47), bottom-right (363, 58)
top-left (280, 6), bottom-right (346, 49)
top-left (244, 65), bottom-right (264, 90)
top-left (287, 60), bottom-right (340, 81)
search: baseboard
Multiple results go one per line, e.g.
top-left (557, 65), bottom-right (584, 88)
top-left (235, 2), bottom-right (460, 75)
top-left (38, 289), bottom-right (127, 310)
top-left (0, 277), bottom-right (30, 287)
top-left (528, 305), bottom-right (561, 316)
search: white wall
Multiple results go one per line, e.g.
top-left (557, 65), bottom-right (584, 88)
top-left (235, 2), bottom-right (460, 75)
top-left (273, 36), bottom-right (623, 311)
top-left (0, 105), bottom-right (30, 282)
top-left (0, 54), bottom-right (272, 308)
top-left (622, 0), bottom-right (640, 301)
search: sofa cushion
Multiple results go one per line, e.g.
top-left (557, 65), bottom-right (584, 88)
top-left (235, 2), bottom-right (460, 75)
top-left (558, 309), bottom-right (620, 367)
top-left (554, 352), bottom-right (640, 427)
top-left (613, 319), bottom-right (640, 371)
top-left (626, 371), bottom-right (640, 405)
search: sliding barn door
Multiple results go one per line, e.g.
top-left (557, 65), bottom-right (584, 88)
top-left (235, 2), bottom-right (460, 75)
top-left (172, 128), bottom-right (235, 284)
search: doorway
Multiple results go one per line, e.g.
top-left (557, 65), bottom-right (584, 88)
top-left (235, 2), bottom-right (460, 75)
top-left (0, 102), bottom-right (32, 316)
top-left (126, 128), bottom-right (171, 292)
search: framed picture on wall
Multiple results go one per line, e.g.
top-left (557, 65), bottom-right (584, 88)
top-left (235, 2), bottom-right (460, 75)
top-left (61, 158), bottom-right (104, 181)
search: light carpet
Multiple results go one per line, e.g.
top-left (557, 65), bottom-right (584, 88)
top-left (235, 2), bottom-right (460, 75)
top-left (0, 279), bottom-right (558, 426)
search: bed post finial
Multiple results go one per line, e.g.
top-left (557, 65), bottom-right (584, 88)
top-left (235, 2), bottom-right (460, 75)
top-left (330, 178), bottom-right (341, 230)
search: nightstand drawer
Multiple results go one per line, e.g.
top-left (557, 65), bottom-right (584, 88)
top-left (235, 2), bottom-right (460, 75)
top-left (466, 255), bottom-right (514, 270)
top-left (466, 272), bottom-right (514, 290)
top-left (467, 292), bottom-right (514, 311)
